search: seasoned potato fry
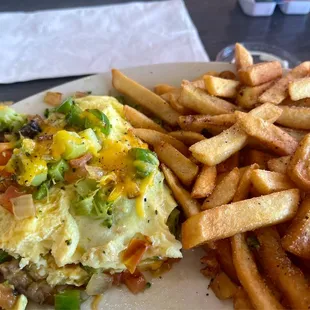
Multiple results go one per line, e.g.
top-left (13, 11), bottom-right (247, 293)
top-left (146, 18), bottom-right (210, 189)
top-left (182, 189), bottom-right (299, 248)
top-left (233, 164), bottom-right (259, 202)
top-left (242, 149), bottom-right (274, 169)
top-left (178, 83), bottom-right (237, 115)
top-left (281, 97), bottom-right (310, 107)
top-left (279, 126), bottom-right (308, 143)
top-left (190, 79), bottom-right (205, 89)
top-left (204, 75), bottom-right (240, 98)
top-left (191, 165), bottom-right (217, 199)
top-left (153, 84), bottom-right (175, 95)
top-left (131, 128), bottom-right (188, 155)
top-left (168, 131), bottom-right (204, 146)
top-left (236, 81), bottom-right (274, 109)
top-left (178, 114), bottom-right (235, 133)
top-left (154, 142), bottom-right (198, 187)
top-left (259, 61), bottom-right (310, 105)
top-left (200, 251), bottom-right (220, 278)
top-left (219, 71), bottom-right (237, 80)
top-left (276, 106), bottom-right (310, 130)
top-left (44, 91), bottom-right (62, 106)
top-left (239, 61), bottom-right (282, 87)
top-left (256, 227), bottom-right (310, 310)
top-left (189, 104), bottom-right (282, 166)
top-left (231, 233), bottom-right (283, 310)
top-left (112, 69), bottom-right (180, 126)
top-left (202, 168), bottom-right (240, 209)
top-left (288, 133), bottom-right (310, 191)
top-left (162, 90), bottom-right (194, 115)
top-left (233, 288), bottom-right (254, 310)
top-left (267, 156), bottom-right (291, 174)
top-left (235, 43), bottom-right (253, 71)
top-left (217, 153), bottom-right (239, 173)
top-left (161, 164), bottom-right (200, 218)
top-left (235, 111), bottom-right (298, 156)
top-left (251, 169), bottom-right (295, 195)
top-left (209, 271), bottom-right (238, 300)
top-left (289, 77), bottom-right (310, 101)
top-left (282, 196), bottom-right (310, 259)
top-left (123, 105), bottom-right (167, 133)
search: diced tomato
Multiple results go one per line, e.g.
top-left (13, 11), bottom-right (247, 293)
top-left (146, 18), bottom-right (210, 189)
top-left (0, 283), bottom-right (17, 309)
top-left (123, 269), bottom-right (147, 294)
top-left (0, 185), bottom-right (24, 213)
top-left (0, 150), bottom-right (12, 165)
top-left (122, 238), bottom-right (150, 274)
top-left (69, 153), bottom-right (92, 168)
top-left (112, 272), bottom-right (124, 286)
top-left (64, 166), bottom-right (88, 183)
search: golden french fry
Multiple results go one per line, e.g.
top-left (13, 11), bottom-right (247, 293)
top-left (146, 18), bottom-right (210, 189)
top-left (200, 251), bottom-right (220, 278)
top-left (259, 61), bottom-right (310, 105)
top-left (217, 153), bottom-right (239, 174)
top-left (231, 233), bottom-right (283, 310)
top-left (256, 227), bottom-right (310, 310)
top-left (267, 156), bottom-right (291, 174)
top-left (204, 75), bottom-right (240, 98)
top-left (178, 114), bottom-right (235, 133)
top-left (282, 195), bottom-right (310, 259)
top-left (161, 164), bottom-right (200, 218)
top-left (209, 271), bottom-right (238, 300)
top-left (131, 128), bottom-right (188, 155)
top-left (190, 79), bottom-right (205, 89)
top-left (236, 81), bottom-right (274, 109)
top-left (239, 61), bottom-right (282, 87)
top-left (178, 82), bottom-right (237, 115)
top-left (289, 77), bottom-right (310, 101)
top-left (191, 165), bottom-right (217, 199)
top-left (242, 149), bottom-right (274, 169)
top-left (288, 133), bottom-right (310, 191)
top-left (153, 84), bottom-right (176, 95)
top-left (161, 89), bottom-right (194, 115)
top-left (276, 106), bottom-right (310, 130)
top-left (219, 71), bottom-right (237, 80)
top-left (233, 164), bottom-right (259, 202)
top-left (202, 168), bottom-right (240, 210)
top-left (112, 69), bottom-right (180, 126)
top-left (235, 111), bottom-right (298, 156)
top-left (154, 142), bottom-right (198, 187)
top-left (281, 97), bottom-right (310, 107)
top-left (233, 287), bottom-right (254, 310)
top-left (44, 91), bottom-right (62, 106)
top-left (168, 131), bottom-right (204, 146)
top-left (182, 189), bottom-right (299, 248)
top-left (234, 43), bottom-right (253, 71)
top-left (123, 105), bottom-right (167, 133)
top-left (251, 169), bottom-right (295, 195)
top-left (279, 126), bottom-right (308, 142)
top-left (189, 103), bottom-right (282, 166)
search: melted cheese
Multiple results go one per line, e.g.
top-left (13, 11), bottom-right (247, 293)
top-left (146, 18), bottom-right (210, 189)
top-left (136, 172), bottom-right (155, 218)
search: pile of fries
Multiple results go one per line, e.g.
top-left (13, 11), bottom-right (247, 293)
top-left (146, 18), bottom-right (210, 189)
top-left (112, 43), bottom-right (310, 309)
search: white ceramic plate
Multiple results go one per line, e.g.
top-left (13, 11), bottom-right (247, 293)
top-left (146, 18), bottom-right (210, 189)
top-left (14, 62), bottom-right (235, 310)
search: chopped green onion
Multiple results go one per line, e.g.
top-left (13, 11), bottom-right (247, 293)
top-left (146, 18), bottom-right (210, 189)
top-left (55, 290), bottom-right (80, 310)
top-left (75, 196), bottom-right (94, 216)
top-left (75, 179), bottom-right (97, 198)
top-left (85, 109), bottom-right (111, 136)
top-left (48, 159), bottom-right (69, 181)
top-left (66, 104), bottom-right (84, 128)
top-left (0, 250), bottom-right (10, 263)
top-left (129, 148), bottom-right (159, 166)
top-left (146, 282), bottom-right (152, 289)
top-left (56, 97), bottom-right (74, 114)
top-left (33, 180), bottom-right (51, 200)
top-left (101, 217), bottom-right (113, 229)
top-left (166, 208), bottom-right (180, 238)
top-left (133, 160), bottom-right (156, 178)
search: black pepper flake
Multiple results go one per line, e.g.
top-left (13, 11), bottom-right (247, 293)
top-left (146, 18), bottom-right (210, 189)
top-left (65, 239), bottom-right (72, 246)
top-left (102, 250), bottom-right (106, 254)
top-left (206, 293), bottom-right (209, 296)
top-left (159, 276), bottom-right (162, 279)
top-left (155, 210), bottom-right (158, 215)
top-left (147, 220), bottom-right (150, 223)
top-left (72, 168), bottom-right (76, 172)
top-left (144, 198), bottom-right (147, 202)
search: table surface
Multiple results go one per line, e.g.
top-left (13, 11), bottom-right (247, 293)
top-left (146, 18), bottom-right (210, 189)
top-left (1, 0), bottom-right (309, 102)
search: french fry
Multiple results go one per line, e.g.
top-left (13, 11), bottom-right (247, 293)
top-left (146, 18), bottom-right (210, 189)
top-left (233, 287), bottom-right (254, 310)
top-left (200, 251), bottom-right (220, 278)
top-left (154, 142), bottom-right (198, 187)
top-left (204, 75), bottom-right (240, 98)
top-left (168, 131), bottom-right (204, 146)
top-left (131, 128), bottom-right (188, 155)
top-left (161, 89), bottom-right (194, 115)
top-left (189, 103), bottom-right (282, 166)
top-left (281, 97), bottom-right (310, 107)
top-left (259, 61), bottom-right (310, 105)
top-left (238, 61), bottom-right (282, 87)
top-left (44, 91), bottom-right (62, 106)
top-left (178, 114), bottom-right (235, 133)
top-left (153, 84), bottom-right (175, 95)
top-left (288, 133), bottom-right (310, 191)
top-left (182, 189), bottom-right (300, 248)
top-left (219, 71), bottom-right (237, 80)
top-left (278, 126), bottom-right (308, 142)
top-left (255, 227), bottom-right (310, 310)
top-left (209, 271), bottom-right (238, 300)
top-left (233, 164), bottom-right (259, 202)
top-left (267, 156), bottom-right (291, 174)
top-left (276, 106), bottom-right (310, 130)
top-left (161, 164), bottom-right (200, 218)
top-left (282, 195), bottom-right (310, 259)
top-left (123, 105), bottom-right (167, 133)
top-left (202, 167), bottom-right (240, 210)
top-left (251, 169), bottom-right (295, 195)
top-left (235, 111), bottom-right (298, 156)
top-left (178, 83), bottom-right (237, 115)
top-left (242, 149), bottom-right (274, 169)
top-left (236, 81), bottom-right (274, 109)
top-left (235, 43), bottom-right (253, 71)
top-left (191, 165), bottom-right (217, 199)
top-left (112, 69), bottom-right (180, 126)
top-left (288, 77), bottom-right (310, 101)
top-left (190, 79), bottom-right (205, 89)
top-left (217, 153), bottom-right (239, 173)
top-left (231, 233), bottom-right (283, 310)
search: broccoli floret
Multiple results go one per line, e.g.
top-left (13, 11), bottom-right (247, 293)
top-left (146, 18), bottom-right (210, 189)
top-left (0, 106), bottom-right (27, 132)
